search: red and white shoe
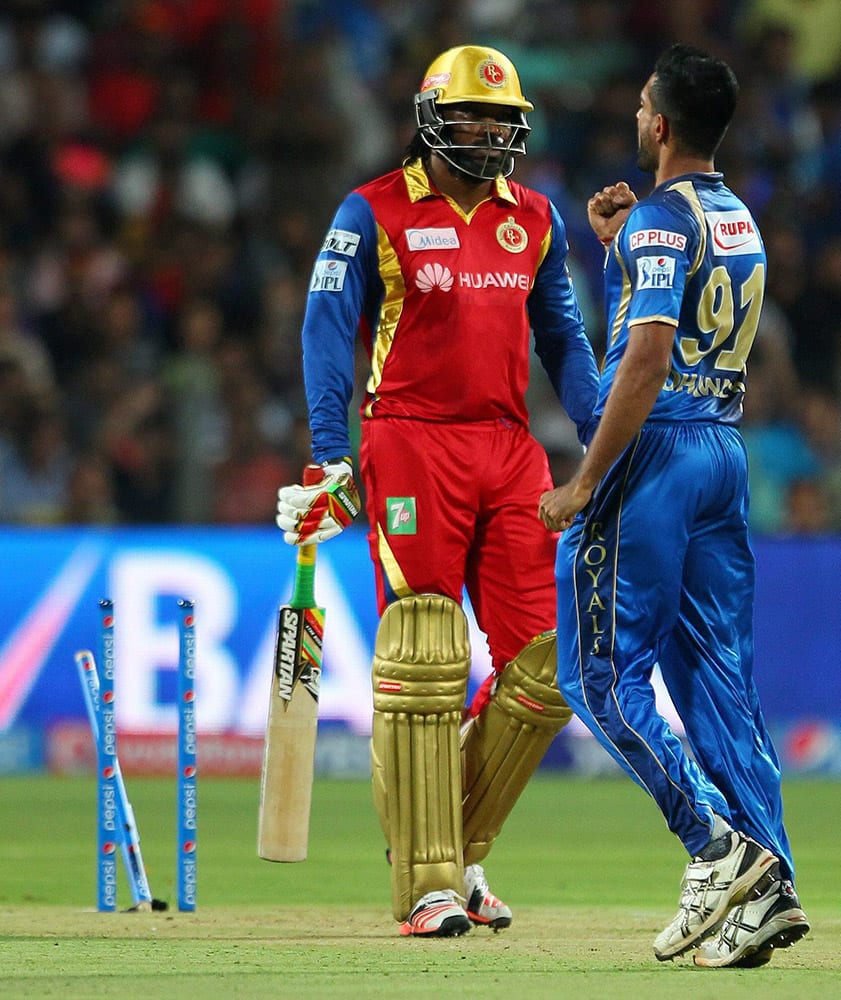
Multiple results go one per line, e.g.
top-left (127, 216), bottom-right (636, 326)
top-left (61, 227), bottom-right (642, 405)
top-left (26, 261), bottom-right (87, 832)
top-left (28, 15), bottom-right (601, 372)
top-left (464, 864), bottom-right (513, 930)
top-left (399, 890), bottom-right (472, 937)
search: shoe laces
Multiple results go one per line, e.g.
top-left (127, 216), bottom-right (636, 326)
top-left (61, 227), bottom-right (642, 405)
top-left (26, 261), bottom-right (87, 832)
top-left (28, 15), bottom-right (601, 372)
top-left (416, 888), bottom-right (466, 912)
top-left (465, 864), bottom-right (489, 895)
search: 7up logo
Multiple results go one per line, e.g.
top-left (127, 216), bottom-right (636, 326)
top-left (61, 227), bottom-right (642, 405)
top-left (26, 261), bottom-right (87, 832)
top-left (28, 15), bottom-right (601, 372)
top-left (386, 497), bottom-right (417, 535)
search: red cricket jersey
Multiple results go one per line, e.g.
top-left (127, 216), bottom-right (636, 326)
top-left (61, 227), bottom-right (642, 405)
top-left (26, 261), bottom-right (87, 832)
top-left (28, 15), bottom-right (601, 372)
top-left (302, 160), bottom-right (597, 460)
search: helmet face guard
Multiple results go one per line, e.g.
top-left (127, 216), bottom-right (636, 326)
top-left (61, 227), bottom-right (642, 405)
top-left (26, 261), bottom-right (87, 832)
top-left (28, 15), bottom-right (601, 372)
top-left (414, 91), bottom-right (530, 180)
top-left (414, 46), bottom-right (533, 181)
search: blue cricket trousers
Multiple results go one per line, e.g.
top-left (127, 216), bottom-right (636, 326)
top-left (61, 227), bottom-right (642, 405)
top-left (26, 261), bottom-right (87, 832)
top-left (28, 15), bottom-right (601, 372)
top-left (555, 421), bottom-right (794, 879)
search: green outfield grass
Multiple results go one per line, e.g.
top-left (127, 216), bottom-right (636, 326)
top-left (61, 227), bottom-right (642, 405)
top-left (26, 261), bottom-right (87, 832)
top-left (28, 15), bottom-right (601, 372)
top-left (0, 774), bottom-right (838, 998)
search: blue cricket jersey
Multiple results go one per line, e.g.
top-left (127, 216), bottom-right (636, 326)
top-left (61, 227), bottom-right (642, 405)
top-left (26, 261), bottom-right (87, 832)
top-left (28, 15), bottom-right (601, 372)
top-left (599, 172), bottom-right (766, 424)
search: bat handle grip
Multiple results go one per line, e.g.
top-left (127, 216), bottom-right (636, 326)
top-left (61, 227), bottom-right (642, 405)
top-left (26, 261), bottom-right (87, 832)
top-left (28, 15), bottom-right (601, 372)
top-left (290, 464), bottom-right (322, 606)
top-left (302, 463), bottom-right (323, 487)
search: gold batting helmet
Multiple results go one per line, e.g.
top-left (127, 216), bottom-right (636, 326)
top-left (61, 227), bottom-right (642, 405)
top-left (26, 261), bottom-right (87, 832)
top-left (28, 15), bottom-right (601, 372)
top-left (414, 45), bottom-right (532, 180)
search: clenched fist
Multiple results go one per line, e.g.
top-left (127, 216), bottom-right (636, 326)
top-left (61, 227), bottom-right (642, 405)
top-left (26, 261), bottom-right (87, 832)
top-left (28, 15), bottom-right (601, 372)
top-left (588, 181), bottom-right (638, 246)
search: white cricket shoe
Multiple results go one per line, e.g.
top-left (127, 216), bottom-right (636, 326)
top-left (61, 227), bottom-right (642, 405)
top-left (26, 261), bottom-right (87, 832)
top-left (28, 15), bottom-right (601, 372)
top-left (399, 890), bottom-right (472, 937)
top-left (694, 864), bottom-right (810, 968)
top-left (653, 831), bottom-right (778, 961)
top-left (464, 864), bottom-right (512, 930)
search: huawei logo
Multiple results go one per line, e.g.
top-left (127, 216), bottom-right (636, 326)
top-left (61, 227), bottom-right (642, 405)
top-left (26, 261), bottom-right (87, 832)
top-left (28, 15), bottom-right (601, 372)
top-left (416, 262), bottom-right (454, 292)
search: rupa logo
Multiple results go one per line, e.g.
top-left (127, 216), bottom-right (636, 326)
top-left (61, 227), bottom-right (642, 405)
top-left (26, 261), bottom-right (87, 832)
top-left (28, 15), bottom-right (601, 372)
top-left (416, 262), bottom-right (454, 292)
top-left (707, 210), bottom-right (762, 255)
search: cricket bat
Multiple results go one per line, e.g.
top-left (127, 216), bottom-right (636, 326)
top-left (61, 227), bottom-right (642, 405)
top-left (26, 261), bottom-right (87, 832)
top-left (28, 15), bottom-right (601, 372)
top-left (258, 464), bottom-right (325, 862)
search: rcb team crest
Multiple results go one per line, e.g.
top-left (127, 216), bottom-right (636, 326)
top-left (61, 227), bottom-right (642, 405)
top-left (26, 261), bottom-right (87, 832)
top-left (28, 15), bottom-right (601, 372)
top-left (497, 217), bottom-right (528, 254)
top-left (478, 57), bottom-right (506, 90)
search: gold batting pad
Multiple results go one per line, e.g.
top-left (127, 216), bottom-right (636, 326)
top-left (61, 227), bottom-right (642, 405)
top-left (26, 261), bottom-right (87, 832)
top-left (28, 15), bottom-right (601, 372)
top-left (371, 595), bottom-right (470, 921)
top-left (461, 630), bottom-right (572, 865)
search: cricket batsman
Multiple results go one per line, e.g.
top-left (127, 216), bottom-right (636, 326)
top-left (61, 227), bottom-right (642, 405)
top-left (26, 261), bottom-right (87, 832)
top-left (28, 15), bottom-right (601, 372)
top-left (276, 44), bottom-right (599, 936)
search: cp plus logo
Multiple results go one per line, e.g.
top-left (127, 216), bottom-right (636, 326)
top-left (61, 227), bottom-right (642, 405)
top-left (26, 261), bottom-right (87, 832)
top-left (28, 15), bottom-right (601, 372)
top-left (415, 262), bottom-right (454, 292)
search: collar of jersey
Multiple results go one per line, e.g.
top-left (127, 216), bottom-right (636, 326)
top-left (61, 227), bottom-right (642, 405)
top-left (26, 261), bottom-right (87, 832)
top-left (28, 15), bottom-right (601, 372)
top-left (403, 158), bottom-right (518, 206)
top-left (656, 170), bottom-right (724, 194)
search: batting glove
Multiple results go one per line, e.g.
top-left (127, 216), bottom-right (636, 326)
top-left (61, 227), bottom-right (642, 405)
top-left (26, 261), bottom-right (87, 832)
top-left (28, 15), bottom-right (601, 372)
top-left (276, 459), bottom-right (361, 545)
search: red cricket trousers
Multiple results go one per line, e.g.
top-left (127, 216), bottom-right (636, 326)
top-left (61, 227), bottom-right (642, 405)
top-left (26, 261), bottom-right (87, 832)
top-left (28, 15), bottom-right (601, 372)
top-left (360, 416), bottom-right (559, 713)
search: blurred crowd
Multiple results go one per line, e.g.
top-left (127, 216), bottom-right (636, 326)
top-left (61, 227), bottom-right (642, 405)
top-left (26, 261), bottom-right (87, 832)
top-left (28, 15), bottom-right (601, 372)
top-left (0, 0), bottom-right (840, 534)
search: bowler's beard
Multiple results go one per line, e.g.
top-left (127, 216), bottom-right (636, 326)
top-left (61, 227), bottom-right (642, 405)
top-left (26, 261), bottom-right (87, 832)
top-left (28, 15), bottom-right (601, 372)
top-left (637, 135), bottom-right (657, 174)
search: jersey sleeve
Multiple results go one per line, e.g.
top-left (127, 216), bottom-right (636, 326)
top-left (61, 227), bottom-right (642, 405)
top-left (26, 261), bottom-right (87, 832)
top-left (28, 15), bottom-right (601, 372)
top-left (528, 202), bottom-right (600, 445)
top-left (621, 201), bottom-right (696, 328)
top-left (302, 192), bottom-right (379, 462)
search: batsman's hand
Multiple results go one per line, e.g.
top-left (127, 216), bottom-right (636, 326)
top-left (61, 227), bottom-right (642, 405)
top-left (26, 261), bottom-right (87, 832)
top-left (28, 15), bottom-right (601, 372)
top-left (276, 459), bottom-right (361, 545)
